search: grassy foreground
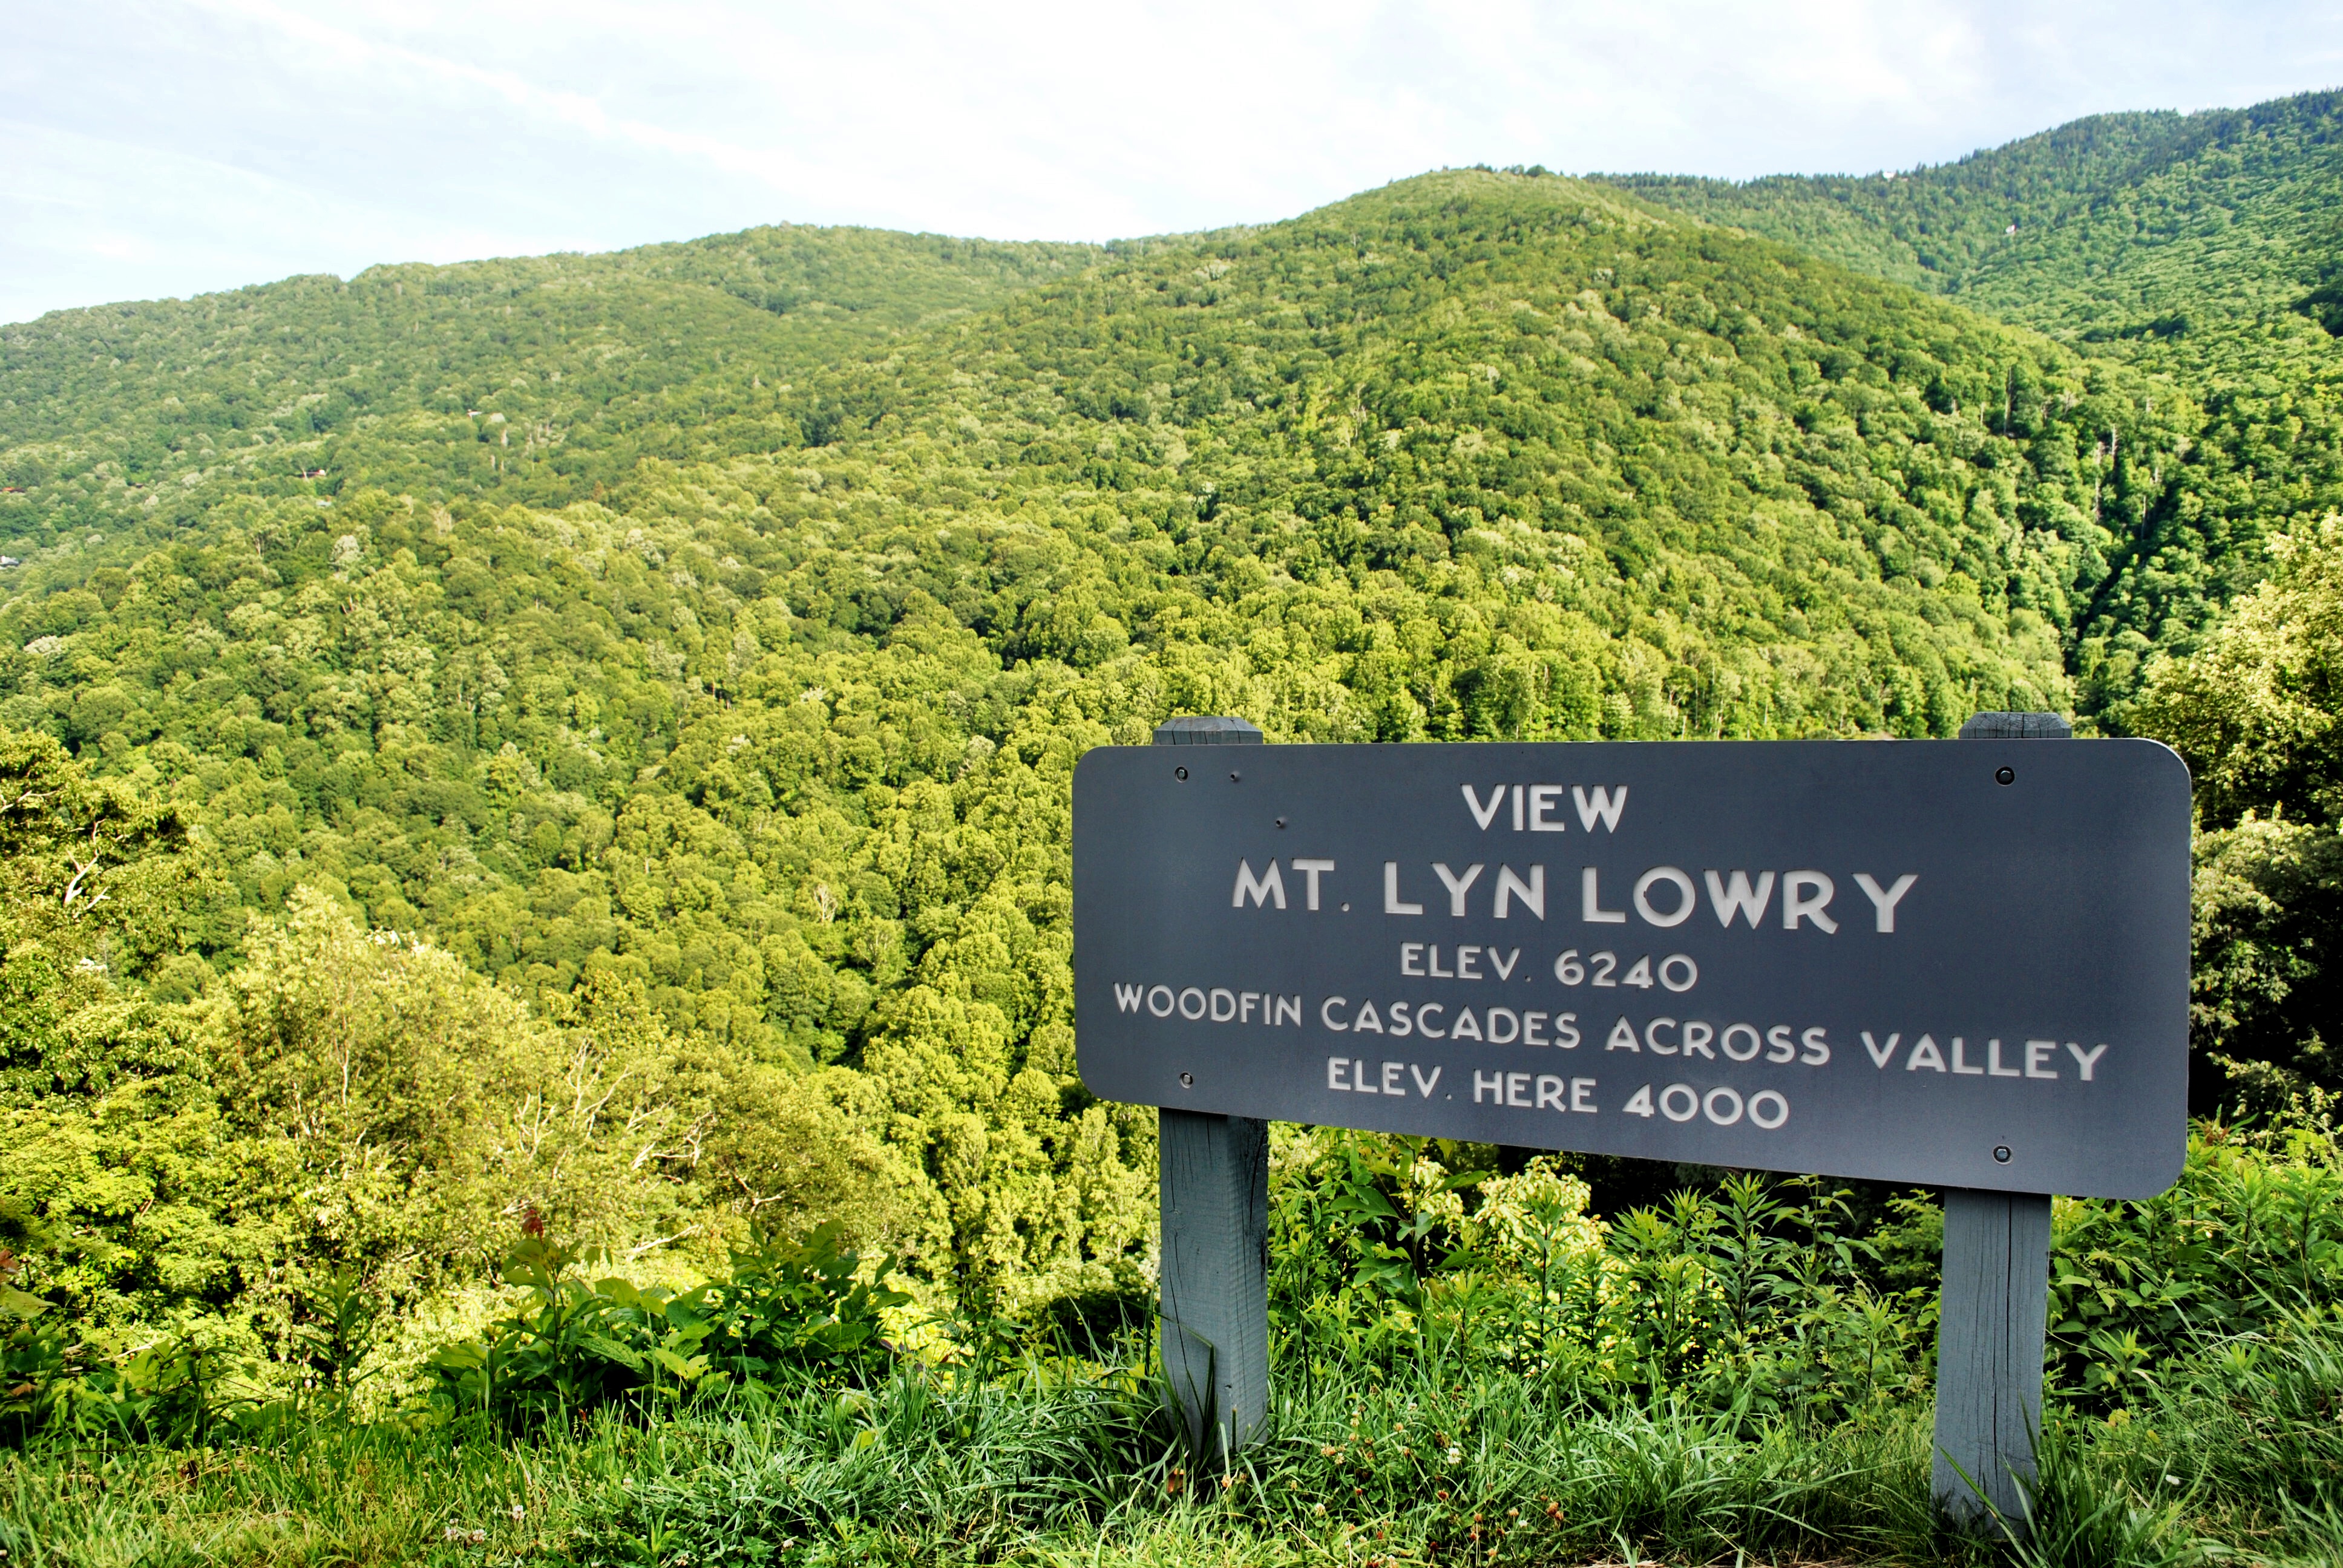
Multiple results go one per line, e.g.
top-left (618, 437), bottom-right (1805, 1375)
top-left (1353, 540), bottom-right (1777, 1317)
top-left (4, 1310), bottom-right (2339, 1568)
top-left (6, 1122), bottom-right (2343, 1566)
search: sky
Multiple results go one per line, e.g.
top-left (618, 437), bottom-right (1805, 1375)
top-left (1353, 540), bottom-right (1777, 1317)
top-left (5, 0), bottom-right (2341, 325)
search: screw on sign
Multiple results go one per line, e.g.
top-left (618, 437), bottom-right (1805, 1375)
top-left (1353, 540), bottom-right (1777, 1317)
top-left (1078, 712), bottom-right (2190, 1538)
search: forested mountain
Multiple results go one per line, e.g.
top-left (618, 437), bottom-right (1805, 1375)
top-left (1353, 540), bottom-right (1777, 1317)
top-left (1604, 91), bottom-right (2343, 351)
top-left (0, 225), bottom-right (1099, 516)
top-left (1605, 88), bottom-right (2343, 666)
top-left (0, 172), bottom-right (2203, 993)
top-left (0, 141), bottom-right (2335, 1362)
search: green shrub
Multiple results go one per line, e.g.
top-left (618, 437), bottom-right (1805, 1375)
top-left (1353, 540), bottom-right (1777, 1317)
top-left (1, 1263), bottom-right (224, 1449)
top-left (425, 1223), bottom-right (909, 1429)
top-left (0, 1281), bottom-right (67, 1446)
top-left (2048, 1116), bottom-right (2343, 1408)
top-left (1268, 1131), bottom-right (1936, 1429)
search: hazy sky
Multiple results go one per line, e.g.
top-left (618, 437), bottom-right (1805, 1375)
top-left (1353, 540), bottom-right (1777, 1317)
top-left (6, 0), bottom-right (2340, 325)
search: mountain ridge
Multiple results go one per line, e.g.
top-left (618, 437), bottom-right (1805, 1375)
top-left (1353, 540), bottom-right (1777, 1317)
top-left (1598, 90), bottom-right (2343, 339)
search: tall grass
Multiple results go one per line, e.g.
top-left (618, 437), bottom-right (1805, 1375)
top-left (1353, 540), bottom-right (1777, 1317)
top-left (14, 1320), bottom-right (2339, 1566)
top-left (5, 1124), bottom-right (2339, 1565)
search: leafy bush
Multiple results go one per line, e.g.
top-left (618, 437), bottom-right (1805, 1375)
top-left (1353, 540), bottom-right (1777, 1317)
top-left (1, 1312), bottom-right (228, 1449)
top-left (426, 1223), bottom-right (909, 1429)
top-left (1, 1249), bottom-right (223, 1449)
top-left (1268, 1130), bottom-right (1936, 1430)
top-left (2132, 517), bottom-right (2343, 1100)
top-left (0, 1273), bottom-right (67, 1446)
top-left (2048, 1113), bottom-right (2343, 1407)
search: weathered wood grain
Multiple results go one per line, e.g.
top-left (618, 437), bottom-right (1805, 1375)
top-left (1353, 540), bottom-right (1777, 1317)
top-left (1158, 1106), bottom-right (1270, 1457)
top-left (1933, 1187), bottom-right (2055, 1530)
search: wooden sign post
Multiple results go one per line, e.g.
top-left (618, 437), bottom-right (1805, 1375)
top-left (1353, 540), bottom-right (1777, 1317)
top-left (1932, 711), bottom-right (2070, 1537)
top-left (1152, 716), bottom-right (1271, 1458)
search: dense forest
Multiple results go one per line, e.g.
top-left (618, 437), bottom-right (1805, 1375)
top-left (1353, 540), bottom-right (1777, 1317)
top-left (1607, 91), bottom-right (2343, 684)
top-left (1, 94), bottom-right (2340, 1558)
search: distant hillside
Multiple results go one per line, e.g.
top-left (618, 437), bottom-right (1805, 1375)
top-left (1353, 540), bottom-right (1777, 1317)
top-left (0, 224), bottom-right (1101, 517)
top-left (1602, 91), bottom-right (2343, 350)
top-left (1601, 90), bottom-right (2343, 640)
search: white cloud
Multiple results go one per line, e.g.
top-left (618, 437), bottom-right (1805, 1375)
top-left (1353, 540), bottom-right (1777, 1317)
top-left (4, 0), bottom-right (2339, 322)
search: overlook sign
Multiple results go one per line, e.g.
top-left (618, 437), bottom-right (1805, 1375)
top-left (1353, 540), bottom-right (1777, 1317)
top-left (1074, 737), bottom-right (2192, 1201)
